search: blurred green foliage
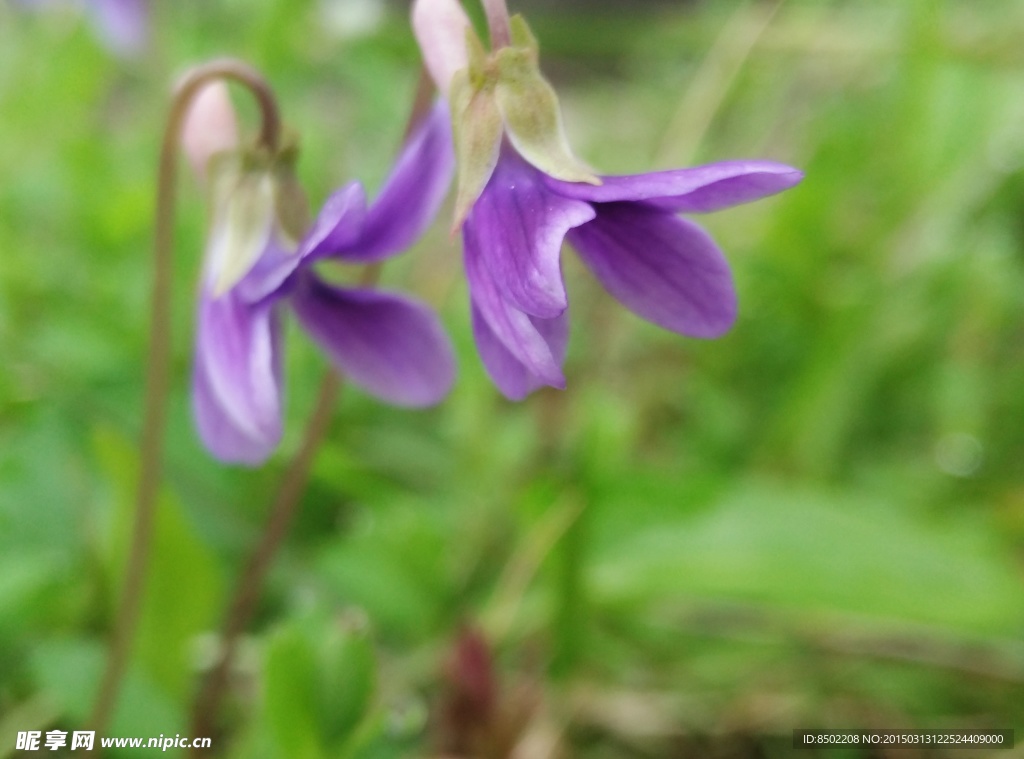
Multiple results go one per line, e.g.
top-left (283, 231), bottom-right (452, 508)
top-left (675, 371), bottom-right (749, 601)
top-left (1, 0), bottom-right (1023, 757)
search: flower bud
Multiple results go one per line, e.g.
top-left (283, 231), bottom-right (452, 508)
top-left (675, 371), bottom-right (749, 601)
top-left (182, 81), bottom-right (240, 183)
top-left (411, 0), bottom-right (473, 97)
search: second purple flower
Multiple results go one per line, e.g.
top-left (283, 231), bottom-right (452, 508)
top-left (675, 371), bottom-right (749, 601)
top-left (413, 0), bottom-right (803, 400)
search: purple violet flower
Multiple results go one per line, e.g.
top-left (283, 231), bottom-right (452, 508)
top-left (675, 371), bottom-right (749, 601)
top-left (465, 149), bottom-right (803, 400)
top-left (185, 85), bottom-right (456, 465)
top-left (17, 0), bottom-right (149, 56)
top-left (413, 0), bottom-right (803, 399)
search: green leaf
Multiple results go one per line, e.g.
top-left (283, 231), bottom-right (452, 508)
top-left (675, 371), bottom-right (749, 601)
top-left (593, 481), bottom-right (1023, 634)
top-left (317, 624), bottom-right (376, 749)
top-left (263, 626), bottom-right (325, 759)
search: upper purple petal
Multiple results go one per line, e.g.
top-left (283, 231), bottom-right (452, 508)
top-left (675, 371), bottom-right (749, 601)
top-left (545, 160), bottom-right (803, 213)
top-left (472, 304), bottom-right (568, 401)
top-left (290, 273), bottom-right (455, 407)
top-left (468, 149), bottom-right (594, 319)
top-left (319, 100), bottom-right (455, 263)
top-left (299, 182), bottom-right (368, 263)
top-left (464, 221), bottom-right (566, 389)
top-left (568, 203), bottom-right (737, 338)
top-left (192, 286), bottom-right (283, 465)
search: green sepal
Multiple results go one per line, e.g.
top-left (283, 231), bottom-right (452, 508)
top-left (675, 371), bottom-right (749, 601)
top-left (205, 150), bottom-right (277, 297)
top-left (465, 24), bottom-right (492, 89)
top-left (449, 68), bottom-right (503, 230)
top-left (203, 140), bottom-right (308, 296)
top-left (493, 16), bottom-right (600, 185)
top-left (271, 140), bottom-right (310, 249)
top-left (509, 13), bottom-right (538, 52)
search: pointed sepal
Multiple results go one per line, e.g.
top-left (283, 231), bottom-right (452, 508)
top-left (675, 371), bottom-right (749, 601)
top-left (449, 67), bottom-right (503, 230)
top-left (271, 142), bottom-right (310, 249)
top-left (205, 152), bottom-right (277, 297)
top-left (493, 16), bottom-right (599, 185)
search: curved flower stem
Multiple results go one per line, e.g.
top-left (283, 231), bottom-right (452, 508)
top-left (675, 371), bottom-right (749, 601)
top-left (482, 0), bottom-right (511, 48)
top-left (189, 71), bottom-right (437, 747)
top-left (89, 59), bottom-right (282, 738)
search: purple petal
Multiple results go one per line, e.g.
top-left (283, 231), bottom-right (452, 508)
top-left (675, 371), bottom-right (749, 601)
top-left (291, 274), bottom-right (455, 406)
top-left (545, 160), bottom-right (803, 213)
top-left (333, 100), bottom-right (455, 262)
top-left (299, 182), bottom-right (368, 262)
top-left (192, 287), bottom-right (283, 465)
top-left (472, 304), bottom-right (568, 400)
top-left (464, 221), bottom-right (566, 388)
top-left (568, 204), bottom-right (736, 338)
top-left (468, 149), bottom-right (594, 318)
top-left (87, 0), bottom-right (148, 57)
top-left (233, 236), bottom-right (304, 304)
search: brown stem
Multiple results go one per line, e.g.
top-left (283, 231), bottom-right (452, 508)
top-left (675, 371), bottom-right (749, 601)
top-left (482, 0), bottom-right (511, 48)
top-left (406, 67), bottom-right (436, 142)
top-left (89, 59), bottom-right (282, 738)
top-left (188, 71), bottom-right (437, 749)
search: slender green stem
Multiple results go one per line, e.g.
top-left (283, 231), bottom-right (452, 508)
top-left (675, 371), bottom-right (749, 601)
top-left (89, 59), bottom-right (282, 738)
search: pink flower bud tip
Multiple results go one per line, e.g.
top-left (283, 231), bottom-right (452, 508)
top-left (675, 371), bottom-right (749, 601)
top-left (412, 0), bottom-right (472, 97)
top-left (182, 81), bottom-right (240, 183)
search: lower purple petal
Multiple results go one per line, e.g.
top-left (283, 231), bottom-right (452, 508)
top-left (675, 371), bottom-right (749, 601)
top-left (545, 160), bottom-right (803, 213)
top-left (464, 222), bottom-right (566, 389)
top-left (291, 274), bottom-right (455, 407)
top-left (469, 149), bottom-right (594, 318)
top-left (193, 360), bottom-right (277, 466)
top-left (472, 304), bottom-right (568, 401)
top-left (192, 287), bottom-right (283, 465)
top-left (568, 203), bottom-right (737, 338)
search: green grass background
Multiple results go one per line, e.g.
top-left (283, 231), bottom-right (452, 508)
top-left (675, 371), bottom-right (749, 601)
top-left (1, 0), bottom-right (1023, 756)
